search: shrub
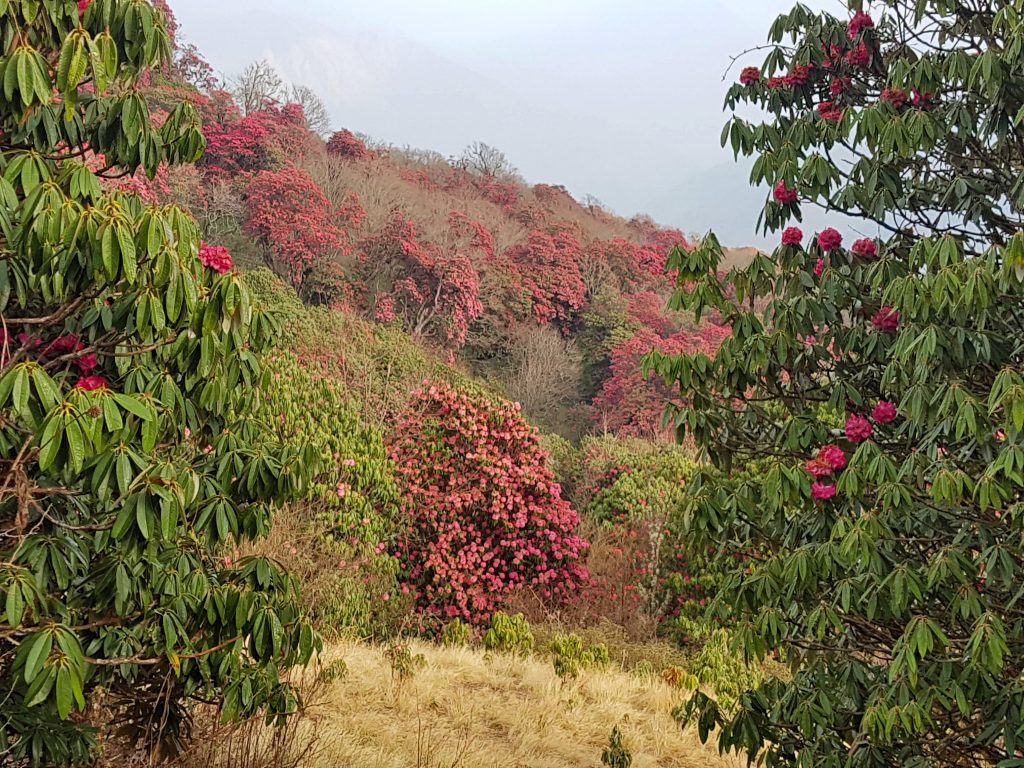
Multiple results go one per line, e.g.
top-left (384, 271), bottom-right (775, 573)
top-left (384, 642), bottom-right (427, 682)
top-left (388, 382), bottom-right (589, 626)
top-left (441, 619), bottom-right (473, 648)
top-left (482, 612), bottom-right (535, 656)
top-left (0, 3), bottom-right (318, 764)
top-left (601, 727), bottom-right (632, 768)
top-left (548, 633), bottom-right (610, 680)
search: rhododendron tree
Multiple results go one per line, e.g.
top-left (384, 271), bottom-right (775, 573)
top-left (661, 2), bottom-right (1024, 766)
top-left (594, 325), bottom-right (730, 439)
top-left (360, 213), bottom-right (484, 351)
top-left (506, 230), bottom-right (588, 326)
top-left (388, 383), bottom-right (588, 626)
top-left (245, 168), bottom-right (356, 291)
top-left (200, 103), bottom-right (313, 177)
top-left (0, 3), bottom-right (318, 765)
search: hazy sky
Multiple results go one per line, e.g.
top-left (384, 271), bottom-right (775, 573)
top-left (169, 0), bottom-right (842, 246)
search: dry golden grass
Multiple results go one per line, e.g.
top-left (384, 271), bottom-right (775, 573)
top-left (308, 640), bottom-right (741, 768)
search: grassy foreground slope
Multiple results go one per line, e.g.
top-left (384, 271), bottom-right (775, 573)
top-left (310, 641), bottom-right (739, 768)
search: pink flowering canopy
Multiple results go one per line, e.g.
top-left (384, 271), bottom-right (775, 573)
top-left (388, 382), bottom-right (589, 626)
top-left (659, 2), bottom-right (1024, 766)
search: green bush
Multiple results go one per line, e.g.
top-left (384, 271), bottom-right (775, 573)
top-left (441, 619), bottom-right (473, 648)
top-left (548, 633), bottom-right (610, 680)
top-left (482, 612), bottom-right (534, 656)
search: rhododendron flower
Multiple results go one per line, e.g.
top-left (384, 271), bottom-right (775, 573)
top-left (882, 88), bottom-right (908, 109)
top-left (912, 89), bottom-right (934, 109)
top-left (785, 64), bottom-right (814, 88)
top-left (872, 400), bottom-right (898, 424)
top-left (739, 67), bottom-right (761, 86)
top-left (829, 77), bottom-right (850, 97)
top-left (43, 334), bottom-right (82, 357)
top-left (872, 306), bottom-right (900, 333)
top-left (812, 483), bottom-right (838, 501)
top-left (848, 11), bottom-right (874, 38)
top-left (817, 101), bottom-right (844, 123)
top-left (814, 258), bottom-right (826, 278)
top-left (818, 228), bottom-right (843, 252)
top-left (199, 242), bottom-right (233, 274)
top-left (76, 353), bottom-right (98, 374)
top-left (782, 227), bottom-right (804, 247)
top-left (767, 76), bottom-right (787, 90)
top-left (852, 238), bottom-right (878, 259)
top-left (820, 445), bottom-right (848, 471)
top-left (78, 0), bottom-right (91, 15)
top-left (846, 41), bottom-right (871, 68)
top-left (75, 375), bottom-right (108, 392)
top-left (846, 413), bottom-right (874, 443)
top-left (805, 457), bottom-right (833, 479)
top-left (374, 295), bottom-right (396, 324)
top-left (774, 180), bottom-right (799, 205)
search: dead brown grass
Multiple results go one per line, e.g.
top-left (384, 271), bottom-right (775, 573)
top-left (306, 639), bottom-right (741, 768)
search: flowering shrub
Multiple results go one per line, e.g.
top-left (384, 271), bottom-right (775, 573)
top-left (359, 212), bottom-right (485, 351)
top-left (245, 168), bottom-right (358, 290)
top-left (505, 230), bottom-right (588, 326)
top-left (388, 382), bottom-right (589, 625)
top-left (326, 129), bottom-right (376, 161)
top-left (593, 325), bottom-right (731, 439)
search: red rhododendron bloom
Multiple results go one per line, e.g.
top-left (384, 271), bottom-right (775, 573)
top-left (774, 180), bottom-right (799, 205)
top-left (846, 413), bottom-right (874, 443)
top-left (199, 243), bottom-right (233, 274)
top-left (846, 41), bottom-right (871, 68)
top-left (75, 375), bottom-right (108, 392)
top-left (785, 64), bottom-right (814, 87)
top-left (912, 89), bottom-right (934, 110)
top-left (767, 76), bottom-right (787, 90)
top-left (882, 88), bottom-right (908, 109)
top-left (872, 401), bottom-right (899, 424)
top-left (829, 77), bottom-right (851, 97)
top-left (78, 0), bottom-right (91, 15)
top-left (76, 354), bottom-right (99, 374)
top-left (805, 457), bottom-right (834, 479)
top-left (852, 238), bottom-right (878, 259)
top-left (818, 228), bottom-right (843, 252)
top-left (782, 227), bottom-right (804, 247)
top-left (42, 334), bottom-right (82, 357)
top-left (817, 101), bottom-right (844, 123)
top-left (872, 306), bottom-right (900, 333)
top-left (740, 67), bottom-right (761, 86)
top-left (820, 445), bottom-right (848, 471)
top-left (848, 11), bottom-right (874, 38)
top-left (812, 483), bottom-right (838, 501)
top-left (814, 258), bottom-right (826, 278)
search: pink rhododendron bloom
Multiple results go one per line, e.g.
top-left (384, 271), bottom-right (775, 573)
top-left (740, 67), bottom-right (761, 86)
top-left (846, 41), bottom-right (871, 68)
top-left (75, 375), bottom-right (108, 392)
top-left (78, 0), bottom-right (91, 15)
top-left (818, 228), bottom-right (843, 252)
top-left (782, 227), bottom-right (804, 247)
top-left (76, 353), bottom-right (98, 374)
top-left (805, 457), bottom-right (834, 479)
top-left (882, 88), bottom-right (908, 109)
top-left (852, 238), bottom-right (878, 259)
top-left (812, 483), bottom-right (838, 501)
top-left (912, 89), bottom-right (934, 110)
top-left (872, 306), bottom-right (900, 333)
top-left (872, 401), bottom-right (898, 424)
top-left (774, 180), bottom-right (799, 205)
top-left (848, 11), bottom-right (874, 38)
top-left (199, 242), bottom-right (233, 274)
top-left (846, 413), bottom-right (874, 443)
top-left (820, 445), bottom-right (848, 471)
top-left (814, 259), bottom-right (826, 278)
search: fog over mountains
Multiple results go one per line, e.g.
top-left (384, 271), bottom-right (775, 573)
top-left (171, 1), bottom-right (837, 248)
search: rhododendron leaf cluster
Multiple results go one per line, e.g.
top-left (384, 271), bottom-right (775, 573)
top-left (387, 382), bottom-right (588, 626)
top-left (0, 5), bottom-right (319, 764)
top-left (661, 3), bottom-right (1024, 766)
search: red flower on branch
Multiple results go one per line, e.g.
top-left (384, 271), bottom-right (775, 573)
top-left (852, 238), bottom-right (878, 259)
top-left (820, 445), bottom-right (848, 471)
top-left (872, 401), bottom-right (899, 424)
top-left (845, 413), bottom-right (874, 443)
top-left (199, 243), bottom-right (233, 274)
top-left (75, 375), bottom-right (108, 392)
top-left (872, 306), bottom-right (900, 333)
top-left (818, 228), bottom-right (843, 252)
top-left (848, 11), bottom-right (875, 39)
top-left (740, 67), bottom-right (762, 86)
top-left (774, 180), bottom-right (799, 205)
top-left (812, 483), bottom-right (837, 501)
top-left (782, 227), bottom-right (804, 247)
